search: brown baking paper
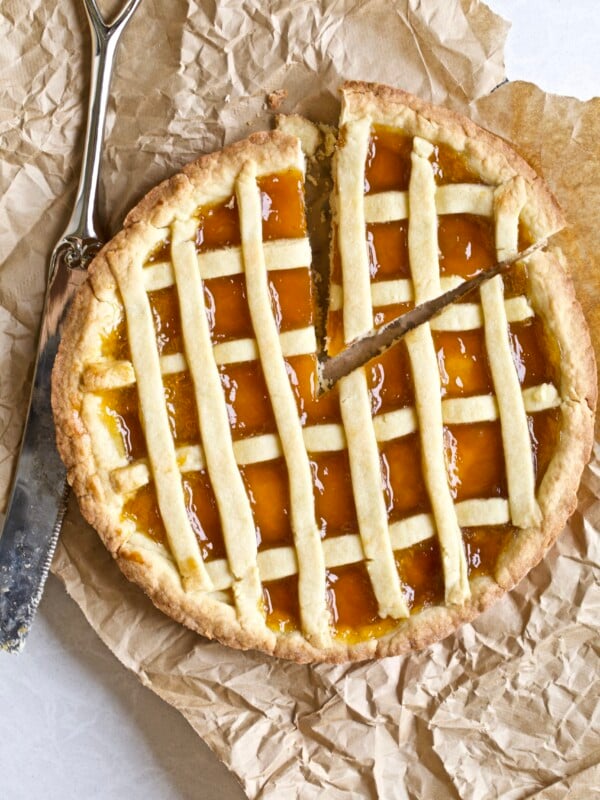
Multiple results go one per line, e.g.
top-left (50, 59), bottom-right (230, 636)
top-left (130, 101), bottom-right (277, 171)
top-left (2, 0), bottom-right (600, 796)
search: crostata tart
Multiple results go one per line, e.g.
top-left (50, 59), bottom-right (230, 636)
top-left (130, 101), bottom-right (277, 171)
top-left (52, 82), bottom-right (596, 662)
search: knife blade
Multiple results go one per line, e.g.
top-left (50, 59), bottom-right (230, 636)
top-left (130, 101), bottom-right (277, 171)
top-left (0, 252), bottom-right (93, 651)
top-left (0, 0), bottom-right (142, 652)
top-left (319, 239), bottom-right (546, 393)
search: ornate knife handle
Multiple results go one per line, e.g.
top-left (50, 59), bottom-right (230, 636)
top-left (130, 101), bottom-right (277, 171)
top-left (58, 236), bottom-right (104, 271)
top-left (62, 0), bottom-right (143, 253)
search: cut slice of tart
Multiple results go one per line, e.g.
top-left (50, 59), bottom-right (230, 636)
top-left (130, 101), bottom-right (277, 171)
top-left (320, 82), bottom-right (595, 648)
top-left (52, 86), bottom-right (596, 662)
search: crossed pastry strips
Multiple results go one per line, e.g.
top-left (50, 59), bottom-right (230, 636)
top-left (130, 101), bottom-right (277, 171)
top-left (52, 83), bottom-right (595, 661)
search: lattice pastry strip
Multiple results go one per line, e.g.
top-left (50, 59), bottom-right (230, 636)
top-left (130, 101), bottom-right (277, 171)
top-left (405, 136), bottom-right (470, 604)
top-left (335, 118), bottom-right (409, 619)
top-left (170, 224), bottom-right (264, 629)
top-left (236, 160), bottom-right (331, 646)
top-left (108, 233), bottom-right (210, 592)
top-left (485, 178), bottom-right (541, 527)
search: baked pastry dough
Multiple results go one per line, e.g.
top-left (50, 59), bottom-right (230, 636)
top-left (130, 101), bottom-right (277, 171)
top-left (52, 84), bottom-right (596, 662)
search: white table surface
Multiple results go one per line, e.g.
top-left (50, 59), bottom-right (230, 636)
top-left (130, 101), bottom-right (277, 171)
top-left (1, 3), bottom-right (598, 799)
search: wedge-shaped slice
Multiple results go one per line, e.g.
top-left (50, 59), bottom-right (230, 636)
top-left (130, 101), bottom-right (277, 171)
top-left (322, 81), bottom-right (595, 654)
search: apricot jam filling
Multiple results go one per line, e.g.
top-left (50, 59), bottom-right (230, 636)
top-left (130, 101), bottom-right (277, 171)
top-left (122, 484), bottom-right (167, 546)
top-left (430, 142), bottom-right (484, 185)
top-left (367, 341), bottom-right (414, 415)
top-left (258, 172), bottom-right (307, 240)
top-left (101, 386), bottom-right (145, 462)
top-left (364, 127), bottom-right (413, 194)
top-left (218, 360), bottom-right (277, 439)
top-left (438, 215), bottom-right (496, 279)
top-left (381, 433), bottom-right (430, 520)
top-left (326, 308), bottom-right (346, 356)
top-left (196, 196), bottom-right (241, 251)
top-left (99, 146), bottom-right (563, 644)
top-left (529, 408), bottom-right (561, 489)
top-left (327, 563), bottom-right (384, 634)
top-left (310, 450), bottom-right (359, 537)
top-left (263, 575), bottom-right (301, 633)
top-left (239, 458), bottom-right (293, 549)
top-left (395, 538), bottom-right (445, 611)
top-left (182, 471), bottom-right (228, 560)
top-left (163, 371), bottom-right (200, 445)
top-left (373, 302), bottom-right (414, 329)
top-left (204, 274), bottom-right (254, 343)
top-left (444, 422), bottom-right (507, 502)
top-left (367, 221), bottom-right (410, 280)
top-left (148, 287), bottom-right (184, 355)
top-left (286, 354), bottom-right (341, 426)
top-left (509, 316), bottom-right (561, 388)
top-left (463, 525), bottom-right (516, 579)
top-left (434, 329), bottom-right (494, 398)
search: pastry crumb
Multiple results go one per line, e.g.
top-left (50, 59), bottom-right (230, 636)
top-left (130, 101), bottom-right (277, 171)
top-left (267, 89), bottom-right (288, 110)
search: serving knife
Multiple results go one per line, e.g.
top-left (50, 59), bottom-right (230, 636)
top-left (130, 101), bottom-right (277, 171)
top-left (319, 239), bottom-right (546, 392)
top-left (0, 0), bottom-right (142, 652)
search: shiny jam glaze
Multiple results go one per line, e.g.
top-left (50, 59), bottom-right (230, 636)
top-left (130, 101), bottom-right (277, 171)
top-left (326, 308), bottom-right (346, 355)
top-left (163, 371), bottom-right (200, 445)
top-left (258, 171), bottom-right (307, 240)
top-left (372, 302), bottom-right (414, 329)
top-left (285, 354), bottom-right (341, 426)
top-left (204, 274), bottom-right (254, 343)
top-left (268, 268), bottom-right (314, 332)
top-left (327, 562), bottom-right (381, 630)
top-left (463, 525), bottom-right (516, 578)
top-left (101, 386), bottom-right (146, 461)
top-left (218, 360), bottom-right (277, 440)
top-left (444, 422), bottom-right (507, 502)
top-left (196, 196), bottom-right (241, 252)
top-left (263, 575), bottom-right (301, 633)
top-left (182, 471), bottom-right (228, 560)
top-left (434, 329), bottom-right (494, 398)
top-left (101, 320), bottom-right (130, 360)
top-left (430, 143), bottom-right (483, 185)
top-left (122, 484), bottom-right (166, 545)
top-left (148, 287), bottom-right (184, 355)
top-left (503, 262), bottom-right (530, 299)
top-left (380, 433), bottom-right (430, 520)
top-left (146, 238), bottom-right (171, 264)
top-left (395, 538), bottom-right (445, 612)
top-left (239, 458), bottom-right (293, 549)
top-left (364, 127), bottom-right (413, 194)
top-left (509, 317), bottom-right (560, 388)
top-left (367, 221), bottom-right (410, 279)
top-left (367, 340), bottom-right (414, 415)
top-left (310, 450), bottom-right (359, 537)
top-left (518, 219), bottom-right (533, 251)
top-left (529, 408), bottom-right (561, 489)
top-left (438, 215), bottom-right (496, 279)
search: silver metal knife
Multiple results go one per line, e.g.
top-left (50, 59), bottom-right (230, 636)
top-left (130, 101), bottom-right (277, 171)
top-left (0, 0), bottom-right (142, 652)
top-left (319, 238), bottom-right (546, 392)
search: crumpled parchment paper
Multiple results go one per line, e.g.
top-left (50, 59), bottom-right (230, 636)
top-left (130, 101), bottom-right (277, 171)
top-left (2, 0), bottom-right (599, 797)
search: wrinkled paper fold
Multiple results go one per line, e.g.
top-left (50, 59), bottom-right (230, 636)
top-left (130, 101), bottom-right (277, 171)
top-left (2, 0), bottom-right (599, 796)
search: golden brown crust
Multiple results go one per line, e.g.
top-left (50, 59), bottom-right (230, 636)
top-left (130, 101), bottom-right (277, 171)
top-left (52, 88), bottom-right (596, 663)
